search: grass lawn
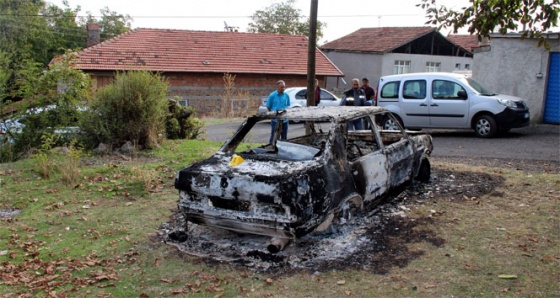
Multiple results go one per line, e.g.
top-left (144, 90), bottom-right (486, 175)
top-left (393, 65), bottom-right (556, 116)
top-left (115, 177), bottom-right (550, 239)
top-left (0, 139), bottom-right (558, 297)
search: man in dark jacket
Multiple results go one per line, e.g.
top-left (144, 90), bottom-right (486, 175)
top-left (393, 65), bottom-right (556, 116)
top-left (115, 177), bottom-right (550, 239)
top-left (340, 78), bottom-right (367, 130)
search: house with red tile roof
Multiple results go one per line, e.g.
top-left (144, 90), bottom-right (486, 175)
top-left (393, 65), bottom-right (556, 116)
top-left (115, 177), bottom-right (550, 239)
top-left (446, 34), bottom-right (481, 53)
top-left (70, 27), bottom-right (343, 116)
top-left (319, 27), bottom-right (474, 91)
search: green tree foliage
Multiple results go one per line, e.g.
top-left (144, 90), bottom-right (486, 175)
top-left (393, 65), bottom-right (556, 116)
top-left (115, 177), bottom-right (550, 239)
top-left (5, 51), bottom-right (91, 159)
top-left (0, 0), bottom-right (132, 102)
top-left (418, 0), bottom-right (560, 49)
top-left (86, 7), bottom-right (133, 41)
top-left (247, 0), bottom-right (325, 40)
top-left (80, 71), bottom-right (169, 150)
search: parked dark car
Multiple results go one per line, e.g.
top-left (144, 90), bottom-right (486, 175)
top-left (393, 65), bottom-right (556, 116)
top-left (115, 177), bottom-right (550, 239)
top-left (174, 106), bottom-right (433, 252)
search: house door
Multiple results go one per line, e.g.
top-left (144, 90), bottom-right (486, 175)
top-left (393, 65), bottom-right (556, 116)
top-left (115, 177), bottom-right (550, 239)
top-left (543, 52), bottom-right (560, 124)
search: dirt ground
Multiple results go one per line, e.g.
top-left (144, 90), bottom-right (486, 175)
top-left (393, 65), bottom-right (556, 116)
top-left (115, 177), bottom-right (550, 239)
top-left (159, 165), bottom-right (505, 276)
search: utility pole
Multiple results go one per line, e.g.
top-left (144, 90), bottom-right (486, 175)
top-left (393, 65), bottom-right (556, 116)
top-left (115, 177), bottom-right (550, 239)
top-left (306, 0), bottom-right (318, 134)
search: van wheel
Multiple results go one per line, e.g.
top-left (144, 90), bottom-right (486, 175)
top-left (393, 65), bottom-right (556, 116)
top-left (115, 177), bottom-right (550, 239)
top-left (382, 115), bottom-right (402, 130)
top-left (474, 115), bottom-right (498, 138)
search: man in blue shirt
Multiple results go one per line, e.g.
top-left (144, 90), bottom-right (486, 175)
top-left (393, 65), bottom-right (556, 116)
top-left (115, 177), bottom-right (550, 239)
top-left (266, 80), bottom-right (290, 144)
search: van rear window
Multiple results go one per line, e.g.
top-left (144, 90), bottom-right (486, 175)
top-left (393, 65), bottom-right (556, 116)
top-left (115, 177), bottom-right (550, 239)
top-left (380, 81), bottom-right (400, 99)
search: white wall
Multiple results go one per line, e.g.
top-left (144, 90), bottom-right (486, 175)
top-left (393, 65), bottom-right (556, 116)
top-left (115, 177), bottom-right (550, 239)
top-left (325, 51), bottom-right (473, 92)
top-left (324, 51), bottom-right (383, 92)
top-left (473, 35), bottom-right (560, 123)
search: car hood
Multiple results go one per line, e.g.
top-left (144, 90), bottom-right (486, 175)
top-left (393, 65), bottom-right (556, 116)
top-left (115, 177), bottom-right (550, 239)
top-left (489, 93), bottom-right (526, 102)
top-left (178, 151), bottom-right (321, 178)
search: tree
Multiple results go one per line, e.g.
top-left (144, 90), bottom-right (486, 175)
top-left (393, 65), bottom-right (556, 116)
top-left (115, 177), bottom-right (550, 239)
top-left (0, 0), bottom-right (132, 103)
top-left (86, 6), bottom-right (133, 41)
top-left (247, 0), bottom-right (326, 40)
top-left (418, 0), bottom-right (560, 49)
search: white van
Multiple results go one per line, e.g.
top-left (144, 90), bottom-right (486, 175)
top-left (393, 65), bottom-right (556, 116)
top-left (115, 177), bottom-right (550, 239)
top-left (376, 72), bottom-right (530, 138)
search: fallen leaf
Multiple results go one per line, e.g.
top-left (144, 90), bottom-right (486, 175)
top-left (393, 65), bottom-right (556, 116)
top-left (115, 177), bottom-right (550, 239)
top-left (425, 284), bottom-right (437, 289)
top-left (160, 278), bottom-right (172, 283)
top-left (171, 289), bottom-right (187, 294)
top-left (498, 274), bottom-right (518, 279)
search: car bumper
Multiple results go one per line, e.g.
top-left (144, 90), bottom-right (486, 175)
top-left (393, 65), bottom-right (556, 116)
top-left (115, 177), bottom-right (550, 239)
top-left (495, 108), bottom-right (530, 129)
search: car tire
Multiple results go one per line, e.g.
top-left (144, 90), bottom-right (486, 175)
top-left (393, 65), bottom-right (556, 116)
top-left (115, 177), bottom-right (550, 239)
top-left (382, 115), bottom-right (402, 130)
top-left (474, 114), bottom-right (498, 138)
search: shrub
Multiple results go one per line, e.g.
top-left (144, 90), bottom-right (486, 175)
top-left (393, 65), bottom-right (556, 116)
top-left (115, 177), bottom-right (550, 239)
top-left (80, 71), bottom-right (169, 150)
top-left (166, 99), bottom-right (205, 140)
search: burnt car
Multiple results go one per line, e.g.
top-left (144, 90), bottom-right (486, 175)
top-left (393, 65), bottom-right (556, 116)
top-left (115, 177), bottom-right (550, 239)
top-left (174, 106), bottom-right (432, 252)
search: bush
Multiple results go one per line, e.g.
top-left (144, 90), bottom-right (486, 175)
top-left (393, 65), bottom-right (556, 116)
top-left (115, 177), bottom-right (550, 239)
top-left (166, 99), bottom-right (205, 140)
top-left (80, 71), bottom-right (169, 150)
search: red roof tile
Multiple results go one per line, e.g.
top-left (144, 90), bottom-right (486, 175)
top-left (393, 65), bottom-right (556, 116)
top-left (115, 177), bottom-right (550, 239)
top-left (320, 27), bottom-right (436, 53)
top-left (446, 34), bottom-right (480, 52)
top-left (73, 28), bottom-right (343, 76)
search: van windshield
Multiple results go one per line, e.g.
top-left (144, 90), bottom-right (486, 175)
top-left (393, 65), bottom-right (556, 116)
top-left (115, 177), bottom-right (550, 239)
top-left (466, 78), bottom-right (496, 96)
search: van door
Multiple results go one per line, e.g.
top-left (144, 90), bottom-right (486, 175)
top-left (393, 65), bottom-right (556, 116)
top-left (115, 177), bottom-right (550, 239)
top-left (429, 79), bottom-right (470, 128)
top-left (399, 79), bottom-right (430, 128)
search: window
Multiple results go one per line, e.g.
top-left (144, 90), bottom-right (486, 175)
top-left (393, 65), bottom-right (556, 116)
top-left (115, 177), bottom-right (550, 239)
top-left (393, 61), bottom-right (410, 74)
top-left (455, 63), bottom-right (461, 69)
top-left (432, 80), bottom-right (466, 100)
top-left (426, 62), bottom-right (441, 72)
top-left (465, 64), bottom-right (470, 70)
top-left (380, 81), bottom-right (400, 99)
top-left (403, 80), bottom-right (427, 99)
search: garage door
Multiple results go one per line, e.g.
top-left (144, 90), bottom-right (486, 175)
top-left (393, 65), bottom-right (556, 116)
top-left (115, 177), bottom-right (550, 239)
top-left (543, 52), bottom-right (560, 124)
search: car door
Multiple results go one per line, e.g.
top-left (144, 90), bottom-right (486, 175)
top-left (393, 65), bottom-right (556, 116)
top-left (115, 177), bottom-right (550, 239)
top-left (346, 115), bottom-right (388, 203)
top-left (428, 79), bottom-right (470, 128)
top-left (317, 89), bottom-right (341, 107)
top-left (377, 115), bottom-right (415, 188)
top-left (398, 79), bottom-right (431, 128)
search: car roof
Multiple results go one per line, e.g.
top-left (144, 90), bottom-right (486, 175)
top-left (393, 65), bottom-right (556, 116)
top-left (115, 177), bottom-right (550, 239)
top-left (380, 72), bottom-right (468, 80)
top-left (256, 106), bottom-right (387, 121)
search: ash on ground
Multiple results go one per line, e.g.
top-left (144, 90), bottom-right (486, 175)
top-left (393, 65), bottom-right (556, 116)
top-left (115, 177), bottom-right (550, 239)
top-left (158, 168), bottom-right (502, 275)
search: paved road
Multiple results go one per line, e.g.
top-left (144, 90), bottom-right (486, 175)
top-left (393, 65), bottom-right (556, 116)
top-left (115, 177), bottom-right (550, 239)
top-left (205, 120), bottom-right (559, 163)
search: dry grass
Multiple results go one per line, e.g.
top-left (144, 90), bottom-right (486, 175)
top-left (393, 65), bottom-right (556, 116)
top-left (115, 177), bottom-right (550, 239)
top-left (1, 142), bottom-right (558, 297)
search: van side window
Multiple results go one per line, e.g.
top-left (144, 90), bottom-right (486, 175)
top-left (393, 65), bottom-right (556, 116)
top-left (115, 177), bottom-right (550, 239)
top-left (432, 80), bottom-right (466, 99)
top-left (403, 80), bottom-right (426, 99)
top-left (380, 81), bottom-right (400, 99)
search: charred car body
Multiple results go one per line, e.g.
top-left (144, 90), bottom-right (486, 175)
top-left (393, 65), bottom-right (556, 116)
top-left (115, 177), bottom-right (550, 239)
top-left (174, 106), bottom-right (433, 251)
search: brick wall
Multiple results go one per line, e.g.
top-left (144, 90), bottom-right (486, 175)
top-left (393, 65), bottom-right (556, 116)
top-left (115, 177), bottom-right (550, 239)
top-left (89, 71), bottom-right (315, 117)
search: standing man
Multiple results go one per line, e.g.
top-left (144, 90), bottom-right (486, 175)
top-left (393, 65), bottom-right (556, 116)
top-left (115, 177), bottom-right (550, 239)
top-left (361, 78), bottom-right (376, 106)
top-left (267, 80), bottom-right (290, 144)
top-left (340, 78), bottom-right (367, 130)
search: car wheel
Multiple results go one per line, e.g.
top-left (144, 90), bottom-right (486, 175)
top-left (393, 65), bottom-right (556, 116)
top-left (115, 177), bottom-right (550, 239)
top-left (415, 159), bottom-right (431, 182)
top-left (336, 194), bottom-right (363, 223)
top-left (382, 115), bottom-right (402, 130)
top-left (474, 114), bottom-right (498, 138)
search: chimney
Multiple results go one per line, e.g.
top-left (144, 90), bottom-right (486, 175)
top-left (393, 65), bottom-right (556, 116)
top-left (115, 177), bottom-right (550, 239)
top-left (87, 23), bottom-right (100, 46)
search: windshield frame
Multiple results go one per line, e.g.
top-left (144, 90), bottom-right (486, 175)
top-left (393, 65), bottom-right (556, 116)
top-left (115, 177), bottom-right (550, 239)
top-left (466, 77), bottom-right (496, 96)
